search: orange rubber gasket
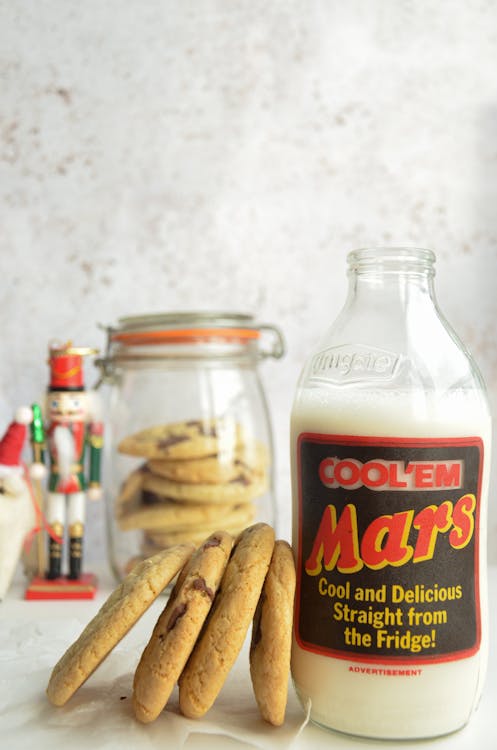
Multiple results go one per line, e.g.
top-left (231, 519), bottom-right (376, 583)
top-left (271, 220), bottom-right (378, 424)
top-left (111, 327), bottom-right (260, 346)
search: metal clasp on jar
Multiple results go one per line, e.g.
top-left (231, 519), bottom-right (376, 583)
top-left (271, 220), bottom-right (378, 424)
top-left (257, 324), bottom-right (286, 360)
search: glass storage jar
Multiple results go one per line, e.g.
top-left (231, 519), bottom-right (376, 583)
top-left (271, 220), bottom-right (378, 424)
top-left (96, 312), bottom-right (285, 581)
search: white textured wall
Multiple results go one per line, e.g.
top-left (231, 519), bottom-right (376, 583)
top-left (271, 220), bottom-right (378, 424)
top-left (1, 1), bottom-right (496, 563)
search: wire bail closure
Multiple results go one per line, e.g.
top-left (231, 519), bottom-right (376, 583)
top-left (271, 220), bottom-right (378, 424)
top-left (94, 315), bottom-right (285, 387)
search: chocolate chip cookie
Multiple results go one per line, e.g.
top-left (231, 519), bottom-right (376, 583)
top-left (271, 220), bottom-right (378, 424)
top-left (133, 531), bottom-right (233, 723)
top-left (118, 419), bottom-right (243, 460)
top-left (250, 540), bottom-right (296, 725)
top-left (46, 545), bottom-right (194, 707)
top-left (178, 523), bottom-right (275, 718)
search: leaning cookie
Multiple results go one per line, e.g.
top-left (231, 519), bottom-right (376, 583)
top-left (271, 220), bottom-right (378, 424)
top-left (133, 530), bottom-right (234, 723)
top-left (178, 523), bottom-right (275, 719)
top-left (249, 540), bottom-right (296, 726)
top-left (46, 545), bottom-right (194, 707)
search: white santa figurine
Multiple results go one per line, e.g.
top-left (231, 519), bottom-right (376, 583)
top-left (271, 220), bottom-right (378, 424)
top-left (0, 408), bottom-right (36, 600)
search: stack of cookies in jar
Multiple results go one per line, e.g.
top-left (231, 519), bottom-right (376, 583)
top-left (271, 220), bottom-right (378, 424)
top-left (115, 419), bottom-right (269, 564)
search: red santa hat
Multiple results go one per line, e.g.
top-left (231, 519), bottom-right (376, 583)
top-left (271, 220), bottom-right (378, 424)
top-left (0, 408), bottom-right (31, 477)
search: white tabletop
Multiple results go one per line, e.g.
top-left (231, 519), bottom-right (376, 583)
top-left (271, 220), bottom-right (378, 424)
top-left (1, 566), bottom-right (496, 750)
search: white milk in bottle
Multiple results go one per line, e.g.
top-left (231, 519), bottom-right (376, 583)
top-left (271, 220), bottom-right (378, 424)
top-left (290, 248), bottom-right (492, 739)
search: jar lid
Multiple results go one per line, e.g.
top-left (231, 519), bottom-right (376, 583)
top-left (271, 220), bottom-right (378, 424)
top-left (110, 312), bottom-right (263, 346)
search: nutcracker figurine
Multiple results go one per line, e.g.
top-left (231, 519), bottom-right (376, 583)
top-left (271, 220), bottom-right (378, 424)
top-left (25, 343), bottom-right (103, 599)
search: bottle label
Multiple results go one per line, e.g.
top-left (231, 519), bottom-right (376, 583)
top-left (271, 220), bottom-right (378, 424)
top-left (295, 434), bottom-right (484, 664)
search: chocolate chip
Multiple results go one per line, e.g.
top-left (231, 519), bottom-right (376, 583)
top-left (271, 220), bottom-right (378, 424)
top-left (157, 435), bottom-right (190, 450)
top-left (229, 475), bottom-right (251, 486)
top-left (192, 576), bottom-right (214, 600)
top-left (185, 420), bottom-right (218, 438)
top-left (167, 603), bottom-right (187, 631)
top-left (142, 490), bottom-right (163, 505)
top-left (203, 535), bottom-right (221, 549)
top-left (142, 490), bottom-right (176, 505)
top-left (234, 459), bottom-right (250, 470)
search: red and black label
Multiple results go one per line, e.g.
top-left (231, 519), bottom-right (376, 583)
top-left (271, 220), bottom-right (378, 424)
top-left (295, 434), bottom-right (484, 664)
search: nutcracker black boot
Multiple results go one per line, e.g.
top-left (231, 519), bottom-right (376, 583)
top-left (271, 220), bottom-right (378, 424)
top-left (68, 522), bottom-right (83, 580)
top-left (46, 522), bottom-right (63, 579)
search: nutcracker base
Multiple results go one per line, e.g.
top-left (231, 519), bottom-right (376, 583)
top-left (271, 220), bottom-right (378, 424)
top-left (25, 573), bottom-right (98, 600)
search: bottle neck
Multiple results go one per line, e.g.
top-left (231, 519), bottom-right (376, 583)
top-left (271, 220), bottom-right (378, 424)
top-left (346, 248), bottom-right (437, 307)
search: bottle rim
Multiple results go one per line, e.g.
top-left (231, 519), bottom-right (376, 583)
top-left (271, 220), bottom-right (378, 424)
top-left (347, 247), bottom-right (436, 273)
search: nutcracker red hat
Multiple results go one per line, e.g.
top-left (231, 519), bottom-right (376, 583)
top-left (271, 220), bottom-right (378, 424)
top-left (0, 408), bottom-right (31, 477)
top-left (48, 343), bottom-right (98, 392)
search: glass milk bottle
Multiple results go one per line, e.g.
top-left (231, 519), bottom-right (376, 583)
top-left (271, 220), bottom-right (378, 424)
top-left (290, 248), bottom-right (492, 740)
